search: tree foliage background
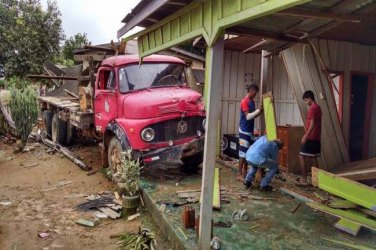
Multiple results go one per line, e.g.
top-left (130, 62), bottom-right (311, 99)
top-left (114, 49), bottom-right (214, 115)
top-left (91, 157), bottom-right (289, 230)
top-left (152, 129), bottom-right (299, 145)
top-left (0, 0), bottom-right (64, 77)
top-left (62, 33), bottom-right (90, 63)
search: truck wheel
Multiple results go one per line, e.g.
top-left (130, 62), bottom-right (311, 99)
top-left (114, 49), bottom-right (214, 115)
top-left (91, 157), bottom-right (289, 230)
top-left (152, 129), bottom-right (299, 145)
top-left (182, 152), bottom-right (203, 172)
top-left (108, 137), bottom-right (124, 182)
top-left (42, 110), bottom-right (53, 139)
top-left (66, 124), bottom-right (76, 145)
top-left (51, 112), bottom-right (67, 145)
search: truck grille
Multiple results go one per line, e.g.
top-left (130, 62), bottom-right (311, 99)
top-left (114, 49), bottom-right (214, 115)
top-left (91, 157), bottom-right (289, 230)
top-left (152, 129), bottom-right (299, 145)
top-left (149, 116), bottom-right (204, 142)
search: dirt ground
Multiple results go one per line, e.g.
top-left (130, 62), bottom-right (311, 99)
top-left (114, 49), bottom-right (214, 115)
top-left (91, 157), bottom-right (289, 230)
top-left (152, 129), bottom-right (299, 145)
top-left (0, 138), bottom-right (170, 250)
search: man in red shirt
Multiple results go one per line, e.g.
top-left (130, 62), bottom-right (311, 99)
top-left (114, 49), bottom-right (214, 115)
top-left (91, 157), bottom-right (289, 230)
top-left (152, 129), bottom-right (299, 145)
top-left (298, 90), bottom-right (322, 185)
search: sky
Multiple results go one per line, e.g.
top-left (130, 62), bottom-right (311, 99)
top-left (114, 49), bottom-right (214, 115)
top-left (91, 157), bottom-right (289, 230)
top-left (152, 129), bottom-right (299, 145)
top-left (41, 0), bottom-right (142, 45)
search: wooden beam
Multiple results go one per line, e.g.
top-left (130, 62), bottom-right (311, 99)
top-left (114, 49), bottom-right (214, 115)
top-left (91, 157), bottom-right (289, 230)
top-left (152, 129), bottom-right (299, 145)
top-left (242, 39), bottom-right (271, 54)
top-left (276, 8), bottom-right (361, 22)
top-left (73, 54), bottom-right (108, 62)
top-left (307, 202), bottom-right (376, 231)
top-left (337, 168), bottom-right (376, 181)
top-left (118, 0), bottom-right (169, 38)
top-left (212, 168), bottom-right (221, 209)
top-left (28, 75), bottom-right (77, 80)
top-left (311, 167), bottom-right (376, 211)
top-left (262, 92), bottom-right (277, 140)
top-left (259, 50), bottom-right (268, 133)
top-left (227, 26), bottom-right (300, 43)
top-left (335, 218), bottom-right (361, 236)
top-left (199, 35), bottom-right (224, 250)
top-left (166, 2), bottom-right (186, 6)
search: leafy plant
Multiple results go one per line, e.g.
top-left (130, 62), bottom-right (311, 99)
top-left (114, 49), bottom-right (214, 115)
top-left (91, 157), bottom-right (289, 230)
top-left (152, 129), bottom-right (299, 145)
top-left (9, 85), bottom-right (38, 143)
top-left (115, 150), bottom-right (141, 197)
top-left (119, 227), bottom-right (156, 250)
top-left (3, 76), bottom-right (29, 89)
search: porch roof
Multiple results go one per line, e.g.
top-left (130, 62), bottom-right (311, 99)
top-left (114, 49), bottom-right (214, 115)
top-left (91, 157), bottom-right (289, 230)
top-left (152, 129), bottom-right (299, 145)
top-left (118, 0), bottom-right (376, 55)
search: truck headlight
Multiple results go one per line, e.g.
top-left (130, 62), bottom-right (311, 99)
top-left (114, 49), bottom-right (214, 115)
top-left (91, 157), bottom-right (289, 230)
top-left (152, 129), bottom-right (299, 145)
top-left (202, 118), bottom-right (206, 131)
top-left (141, 127), bottom-right (155, 142)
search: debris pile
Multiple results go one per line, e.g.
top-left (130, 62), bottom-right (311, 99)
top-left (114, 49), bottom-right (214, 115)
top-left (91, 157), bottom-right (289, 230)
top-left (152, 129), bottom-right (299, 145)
top-left (118, 227), bottom-right (156, 250)
top-left (75, 192), bottom-right (123, 220)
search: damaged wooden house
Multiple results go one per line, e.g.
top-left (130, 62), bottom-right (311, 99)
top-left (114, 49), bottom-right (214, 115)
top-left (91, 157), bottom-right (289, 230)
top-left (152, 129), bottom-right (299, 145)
top-left (118, 0), bottom-right (376, 249)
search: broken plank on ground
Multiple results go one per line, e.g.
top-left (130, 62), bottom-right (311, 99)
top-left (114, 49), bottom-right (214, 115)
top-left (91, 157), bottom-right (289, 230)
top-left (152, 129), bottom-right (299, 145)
top-left (334, 218), bottom-right (361, 236)
top-left (307, 202), bottom-right (376, 231)
top-left (97, 207), bottom-right (121, 219)
top-left (213, 168), bottom-right (221, 209)
top-left (312, 167), bottom-right (376, 211)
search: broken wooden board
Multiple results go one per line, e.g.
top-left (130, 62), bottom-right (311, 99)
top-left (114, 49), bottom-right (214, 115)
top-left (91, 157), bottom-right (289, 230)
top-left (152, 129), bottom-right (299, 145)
top-left (97, 207), bottom-right (121, 219)
top-left (334, 218), bottom-right (361, 236)
top-left (322, 237), bottom-right (374, 250)
top-left (262, 92), bottom-right (277, 141)
top-left (328, 199), bottom-right (357, 209)
top-left (307, 202), bottom-right (376, 231)
top-left (213, 168), bottom-right (220, 209)
top-left (279, 187), bottom-right (314, 204)
top-left (337, 168), bottom-right (376, 182)
top-left (312, 167), bottom-right (376, 211)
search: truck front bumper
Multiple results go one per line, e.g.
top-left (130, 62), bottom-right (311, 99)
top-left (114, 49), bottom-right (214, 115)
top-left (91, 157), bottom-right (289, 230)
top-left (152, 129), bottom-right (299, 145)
top-left (141, 137), bottom-right (204, 165)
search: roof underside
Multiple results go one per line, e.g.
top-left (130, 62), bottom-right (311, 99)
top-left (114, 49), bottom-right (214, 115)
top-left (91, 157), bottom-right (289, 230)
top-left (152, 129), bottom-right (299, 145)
top-left (120, 0), bottom-right (376, 54)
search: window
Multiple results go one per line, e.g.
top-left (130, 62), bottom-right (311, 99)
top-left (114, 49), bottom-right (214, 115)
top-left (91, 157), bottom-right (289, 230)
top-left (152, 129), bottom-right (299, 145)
top-left (98, 69), bottom-right (115, 90)
top-left (118, 63), bottom-right (186, 93)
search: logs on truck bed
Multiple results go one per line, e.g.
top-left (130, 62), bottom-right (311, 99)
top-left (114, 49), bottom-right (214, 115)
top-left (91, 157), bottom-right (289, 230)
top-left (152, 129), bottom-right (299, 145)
top-left (41, 136), bottom-right (92, 171)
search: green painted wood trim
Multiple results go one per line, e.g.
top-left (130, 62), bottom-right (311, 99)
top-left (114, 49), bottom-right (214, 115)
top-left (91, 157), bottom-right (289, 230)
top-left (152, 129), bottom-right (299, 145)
top-left (262, 92), bottom-right (277, 141)
top-left (213, 167), bottom-right (220, 209)
top-left (122, 0), bottom-right (309, 58)
top-left (313, 168), bottom-right (376, 211)
top-left (307, 202), bottom-right (376, 230)
top-left (322, 238), bottom-right (374, 250)
top-left (334, 218), bottom-right (361, 236)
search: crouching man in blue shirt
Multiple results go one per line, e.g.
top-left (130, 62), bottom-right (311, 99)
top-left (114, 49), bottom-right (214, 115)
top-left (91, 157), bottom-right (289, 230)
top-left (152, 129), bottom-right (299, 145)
top-left (243, 135), bottom-right (283, 191)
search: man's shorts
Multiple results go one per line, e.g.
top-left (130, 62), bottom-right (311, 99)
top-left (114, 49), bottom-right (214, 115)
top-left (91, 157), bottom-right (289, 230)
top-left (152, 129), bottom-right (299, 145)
top-left (300, 139), bottom-right (321, 157)
top-left (239, 128), bottom-right (254, 158)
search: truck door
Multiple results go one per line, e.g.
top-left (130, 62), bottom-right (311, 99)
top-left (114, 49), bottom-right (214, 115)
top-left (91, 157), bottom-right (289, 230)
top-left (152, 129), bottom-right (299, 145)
top-left (94, 67), bottom-right (118, 133)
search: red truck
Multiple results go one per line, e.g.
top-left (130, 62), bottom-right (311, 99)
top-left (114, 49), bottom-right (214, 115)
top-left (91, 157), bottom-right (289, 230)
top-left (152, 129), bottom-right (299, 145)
top-left (39, 54), bottom-right (205, 176)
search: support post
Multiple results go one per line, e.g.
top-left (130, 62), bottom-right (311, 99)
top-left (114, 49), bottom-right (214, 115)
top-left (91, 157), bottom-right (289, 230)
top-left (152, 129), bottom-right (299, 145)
top-left (259, 50), bottom-right (268, 134)
top-left (199, 35), bottom-right (224, 250)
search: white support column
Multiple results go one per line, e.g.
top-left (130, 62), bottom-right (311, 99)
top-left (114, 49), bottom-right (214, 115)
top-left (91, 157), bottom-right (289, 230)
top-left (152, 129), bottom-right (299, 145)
top-left (199, 35), bottom-right (224, 250)
top-left (259, 50), bottom-right (268, 133)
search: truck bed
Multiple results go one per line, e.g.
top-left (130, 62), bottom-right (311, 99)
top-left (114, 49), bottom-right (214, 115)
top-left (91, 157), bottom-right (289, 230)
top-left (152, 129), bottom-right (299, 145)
top-left (39, 96), bottom-right (94, 130)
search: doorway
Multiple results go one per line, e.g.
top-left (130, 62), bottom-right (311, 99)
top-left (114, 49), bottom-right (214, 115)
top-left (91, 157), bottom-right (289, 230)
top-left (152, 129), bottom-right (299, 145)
top-left (349, 74), bottom-right (373, 161)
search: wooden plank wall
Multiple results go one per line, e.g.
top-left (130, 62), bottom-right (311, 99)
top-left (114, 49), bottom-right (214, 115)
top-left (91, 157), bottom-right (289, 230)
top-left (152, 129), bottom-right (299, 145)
top-left (221, 51), bottom-right (261, 135)
top-left (220, 50), bottom-right (302, 136)
top-left (220, 39), bottom-right (376, 159)
top-left (314, 39), bottom-right (376, 158)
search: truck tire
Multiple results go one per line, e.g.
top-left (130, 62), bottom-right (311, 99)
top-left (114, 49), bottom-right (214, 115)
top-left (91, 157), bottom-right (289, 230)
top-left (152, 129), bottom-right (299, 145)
top-left (42, 110), bottom-right (53, 139)
top-left (108, 137), bottom-right (124, 182)
top-left (51, 112), bottom-right (67, 145)
top-left (66, 123), bottom-right (76, 145)
top-left (182, 152), bottom-right (203, 172)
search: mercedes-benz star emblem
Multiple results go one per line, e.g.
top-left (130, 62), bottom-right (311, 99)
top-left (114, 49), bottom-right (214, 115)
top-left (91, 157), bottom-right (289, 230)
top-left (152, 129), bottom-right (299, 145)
top-left (177, 121), bottom-right (188, 134)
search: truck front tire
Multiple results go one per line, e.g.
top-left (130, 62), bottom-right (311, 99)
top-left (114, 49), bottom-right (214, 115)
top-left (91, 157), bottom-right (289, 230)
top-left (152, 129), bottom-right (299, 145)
top-left (108, 137), bottom-right (124, 182)
top-left (51, 112), bottom-right (67, 145)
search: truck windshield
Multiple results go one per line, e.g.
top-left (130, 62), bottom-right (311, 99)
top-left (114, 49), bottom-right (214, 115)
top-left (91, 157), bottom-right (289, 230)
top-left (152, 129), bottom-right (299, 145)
top-left (118, 63), bottom-right (186, 92)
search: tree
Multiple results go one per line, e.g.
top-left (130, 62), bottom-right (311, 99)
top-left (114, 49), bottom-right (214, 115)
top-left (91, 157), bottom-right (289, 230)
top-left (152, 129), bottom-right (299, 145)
top-left (62, 33), bottom-right (90, 62)
top-left (0, 0), bottom-right (64, 77)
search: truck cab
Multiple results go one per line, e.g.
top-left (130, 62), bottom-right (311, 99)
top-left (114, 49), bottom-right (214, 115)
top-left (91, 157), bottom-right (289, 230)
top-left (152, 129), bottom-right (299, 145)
top-left (94, 55), bottom-right (205, 177)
